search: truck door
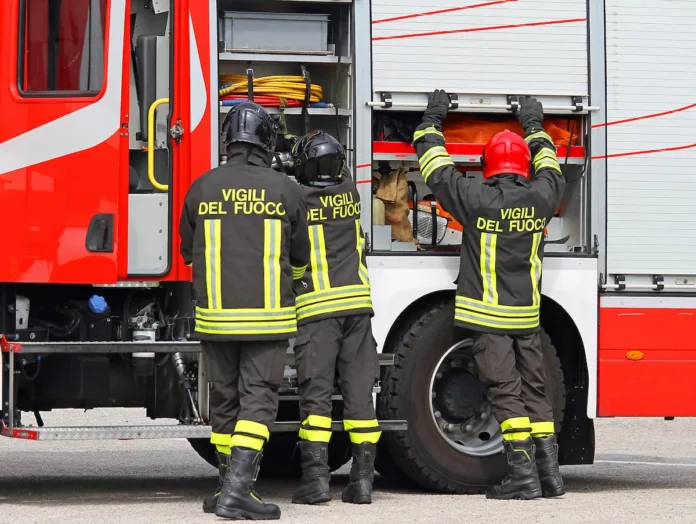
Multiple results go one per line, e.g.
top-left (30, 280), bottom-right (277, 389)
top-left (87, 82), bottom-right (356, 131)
top-left (0, 0), bottom-right (129, 284)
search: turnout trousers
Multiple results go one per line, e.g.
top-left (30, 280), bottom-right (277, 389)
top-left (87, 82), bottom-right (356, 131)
top-left (201, 340), bottom-right (287, 454)
top-left (293, 315), bottom-right (382, 444)
top-left (472, 332), bottom-right (555, 439)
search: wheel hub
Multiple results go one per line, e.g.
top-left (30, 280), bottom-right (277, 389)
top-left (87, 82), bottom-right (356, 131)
top-left (433, 368), bottom-right (485, 422)
top-left (428, 340), bottom-right (504, 458)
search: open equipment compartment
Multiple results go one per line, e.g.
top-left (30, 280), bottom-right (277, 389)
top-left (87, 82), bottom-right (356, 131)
top-left (215, 0), bottom-right (355, 168)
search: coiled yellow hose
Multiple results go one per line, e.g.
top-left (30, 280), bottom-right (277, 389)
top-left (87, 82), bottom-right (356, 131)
top-left (219, 74), bottom-right (324, 103)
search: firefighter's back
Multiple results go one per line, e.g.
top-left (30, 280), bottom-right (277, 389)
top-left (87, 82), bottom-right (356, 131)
top-left (296, 176), bottom-right (373, 324)
top-left (187, 161), bottom-right (305, 340)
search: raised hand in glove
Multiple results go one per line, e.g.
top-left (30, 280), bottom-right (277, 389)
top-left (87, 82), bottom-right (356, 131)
top-left (516, 96), bottom-right (544, 132)
top-left (422, 89), bottom-right (451, 127)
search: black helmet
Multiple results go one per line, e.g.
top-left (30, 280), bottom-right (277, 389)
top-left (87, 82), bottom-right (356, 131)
top-left (292, 130), bottom-right (346, 187)
top-left (221, 101), bottom-right (278, 154)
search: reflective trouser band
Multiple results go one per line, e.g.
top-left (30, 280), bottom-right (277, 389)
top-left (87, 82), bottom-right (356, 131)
top-left (456, 296), bottom-right (539, 317)
top-left (501, 416), bottom-right (532, 441)
top-left (211, 431), bottom-right (232, 447)
top-left (299, 415), bottom-right (333, 443)
top-left (344, 419), bottom-right (382, 444)
top-left (355, 220), bottom-right (370, 286)
top-left (196, 306), bottom-right (296, 322)
top-left (530, 421), bottom-right (555, 437)
top-left (231, 420), bottom-right (270, 451)
top-left (216, 444), bottom-right (231, 455)
top-left (264, 219), bottom-right (282, 309)
top-left (204, 219), bottom-right (223, 310)
top-left (419, 145), bottom-right (454, 183)
top-left (292, 264), bottom-right (308, 280)
top-left (195, 318), bottom-right (297, 336)
top-left (529, 232), bottom-right (543, 308)
top-left (309, 224), bottom-right (330, 291)
top-left (296, 295), bottom-right (373, 322)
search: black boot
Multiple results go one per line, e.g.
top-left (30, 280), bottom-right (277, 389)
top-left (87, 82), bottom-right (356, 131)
top-left (341, 443), bottom-right (376, 504)
top-left (534, 435), bottom-right (566, 497)
top-left (202, 451), bottom-right (228, 513)
top-left (215, 447), bottom-right (281, 521)
top-left (486, 438), bottom-right (543, 500)
top-left (292, 441), bottom-right (332, 504)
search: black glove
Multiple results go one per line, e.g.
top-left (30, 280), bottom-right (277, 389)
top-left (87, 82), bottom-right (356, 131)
top-left (516, 96), bottom-right (544, 132)
top-left (422, 89), bottom-right (451, 127)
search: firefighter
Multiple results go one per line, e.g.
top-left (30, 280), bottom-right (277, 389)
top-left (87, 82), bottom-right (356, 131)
top-left (412, 91), bottom-right (566, 500)
top-left (179, 101), bottom-right (310, 520)
top-left (288, 130), bottom-right (381, 505)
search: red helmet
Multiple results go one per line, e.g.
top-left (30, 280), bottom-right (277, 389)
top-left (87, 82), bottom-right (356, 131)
top-left (481, 130), bottom-right (531, 180)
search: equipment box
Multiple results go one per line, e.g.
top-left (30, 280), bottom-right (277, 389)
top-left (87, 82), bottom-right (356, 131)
top-left (219, 12), bottom-right (330, 54)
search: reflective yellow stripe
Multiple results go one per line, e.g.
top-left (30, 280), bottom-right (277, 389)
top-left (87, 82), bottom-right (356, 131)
top-left (355, 220), bottom-right (370, 286)
top-left (479, 232), bottom-right (498, 304)
top-left (195, 319), bottom-right (297, 335)
top-left (454, 310), bottom-right (539, 330)
top-left (292, 264), bottom-right (307, 280)
top-left (296, 285), bottom-right (371, 308)
top-left (216, 444), bottom-right (231, 455)
top-left (530, 421), bottom-right (555, 436)
top-left (231, 420), bottom-right (269, 451)
top-left (309, 224), bottom-right (330, 291)
top-left (196, 306), bottom-right (295, 322)
top-left (299, 415), bottom-right (333, 443)
top-left (296, 295), bottom-right (373, 321)
top-left (418, 145), bottom-right (449, 172)
top-left (306, 415), bottom-right (332, 428)
top-left (536, 160), bottom-right (562, 173)
top-left (344, 419), bottom-right (382, 444)
top-left (211, 432), bottom-right (232, 447)
top-left (501, 416), bottom-right (532, 441)
top-left (421, 156), bottom-right (455, 183)
top-left (530, 232), bottom-right (543, 308)
top-left (204, 219), bottom-right (222, 310)
top-left (455, 296), bottom-right (538, 316)
top-left (413, 126), bottom-right (444, 142)
top-left (525, 130), bottom-right (554, 144)
top-left (263, 219), bottom-right (282, 309)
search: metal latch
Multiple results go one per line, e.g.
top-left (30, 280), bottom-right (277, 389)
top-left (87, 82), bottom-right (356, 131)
top-left (380, 92), bottom-right (393, 109)
top-left (169, 120), bottom-right (184, 143)
top-left (571, 97), bottom-right (585, 112)
top-left (615, 274), bottom-right (626, 291)
top-left (507, 95), bottom-right (521, 113)
top-left (448, 93), bottom-right (459, 110)
top-left (653, 275), bottom-right (665, 291)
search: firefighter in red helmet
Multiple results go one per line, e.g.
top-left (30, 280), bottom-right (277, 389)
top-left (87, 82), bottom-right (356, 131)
top-left (412, 90), bottom-right (566, 500)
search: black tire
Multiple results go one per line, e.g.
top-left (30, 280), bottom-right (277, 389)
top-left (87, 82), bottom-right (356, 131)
top-left (376, 298), bottom-right (565, 494)
top-left (188, 437), bottom-right (218, 468)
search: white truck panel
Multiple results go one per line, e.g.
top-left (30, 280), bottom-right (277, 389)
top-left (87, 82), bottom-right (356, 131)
top-left (605, 1), bottom-right (696, 276)
top-left (366, 256), bottom-right (599, 418)
top-left (371, 0), bottom-right (588, 96)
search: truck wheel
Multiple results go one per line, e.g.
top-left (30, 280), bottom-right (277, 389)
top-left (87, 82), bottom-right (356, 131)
top-left (376, 299), bottom-right (565, 494)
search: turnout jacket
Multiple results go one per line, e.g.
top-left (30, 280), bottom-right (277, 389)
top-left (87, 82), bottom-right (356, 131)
top-left (412, 125), bottom-right (566, 335)
top-left (179, 155), bottom-right (310, 341)
top-left (295, 168), bottom-right (373, 325)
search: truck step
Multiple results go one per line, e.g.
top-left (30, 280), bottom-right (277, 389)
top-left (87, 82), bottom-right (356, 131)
top-left (0, 340), bottom-right (395, 366)
top-left (1, 420), bottom-right (408, 441)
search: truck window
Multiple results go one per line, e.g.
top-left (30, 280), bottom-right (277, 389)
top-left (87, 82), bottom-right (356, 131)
top-left (18, 0), bottom-right (107, 95)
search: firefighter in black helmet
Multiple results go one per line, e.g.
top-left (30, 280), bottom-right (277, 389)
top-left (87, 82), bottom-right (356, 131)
top-left (179, 101), bottom-right (310, 520)
top-left (412, 91), bottom-right (566, 500)
top-left (289, 130), bottom-right (381, 505)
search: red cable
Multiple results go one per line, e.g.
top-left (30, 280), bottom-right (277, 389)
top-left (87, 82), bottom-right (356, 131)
top-left (220, 95), bottom-right (304, 107)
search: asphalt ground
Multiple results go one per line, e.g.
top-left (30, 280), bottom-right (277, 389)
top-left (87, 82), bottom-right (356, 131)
top-left (1, 410), bottom-right (695, 524)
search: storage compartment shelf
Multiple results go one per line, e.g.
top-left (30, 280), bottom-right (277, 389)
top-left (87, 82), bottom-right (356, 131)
top-left (372, 142), bottom-right (586, 165)
top-left (219, 104), bottom-right (351, 116)
top-left (220, 52), bottom-right (351, 64)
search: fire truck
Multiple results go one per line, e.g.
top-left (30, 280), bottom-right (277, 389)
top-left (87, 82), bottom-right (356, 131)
top-left (1, 0), bottom-right (695, 494)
